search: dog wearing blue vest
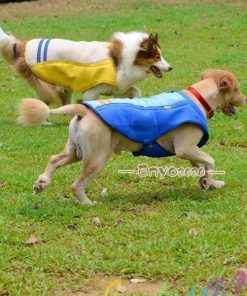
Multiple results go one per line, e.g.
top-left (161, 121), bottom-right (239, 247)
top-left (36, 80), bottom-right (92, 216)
top-left (0, 26), bottom-right (172, 107)
top-left (18, 70), bottom-right (246, 205)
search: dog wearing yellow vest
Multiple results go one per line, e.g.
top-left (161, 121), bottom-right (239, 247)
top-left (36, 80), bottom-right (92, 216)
top-left (0, 27), bottom-right (172, 106)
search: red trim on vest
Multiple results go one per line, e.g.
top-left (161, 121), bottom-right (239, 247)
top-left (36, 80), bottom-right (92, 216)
top-left (187, 86), bottom-right (214, 118)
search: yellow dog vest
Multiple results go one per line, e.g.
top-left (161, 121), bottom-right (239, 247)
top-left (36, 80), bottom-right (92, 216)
top-left (25, 38), bottom-right (117, 93)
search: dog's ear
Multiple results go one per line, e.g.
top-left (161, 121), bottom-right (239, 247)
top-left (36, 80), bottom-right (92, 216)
top-left (140, 38), bottom-right (149, 52)
top-left (148, 34), bottom-right (156, 49)
top-left (202, 70), bottom-right (234, 91)
top-left (219, 76), bottom-right (232, 91)
top-left (200, 70), bottom-right (212, 80)
top-left (140, 35), bottom-right (154, 52)
top-left (148, 33), bottom-right (158, 44)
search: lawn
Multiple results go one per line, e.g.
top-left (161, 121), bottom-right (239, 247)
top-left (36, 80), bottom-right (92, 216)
top-left (0, 0), bottom-right (246, 295)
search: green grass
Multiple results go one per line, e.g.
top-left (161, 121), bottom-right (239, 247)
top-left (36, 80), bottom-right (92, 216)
top-left (0, 1), bottom-right (247, 295)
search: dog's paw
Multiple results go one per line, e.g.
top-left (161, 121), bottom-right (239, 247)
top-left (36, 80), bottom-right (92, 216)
top-left (34, 175), bottom-right (50, 194)
top-left (71, 183), bottom-right (94, 206)
top-left (81, 198), bottom-right (94, 206)
top-left (210, 180), bottom-right (225, 189)
top-left (128, 86), bottom-right (141, 98)
top-left (42, 120), bottom-right (54, 126)
top-left (199, 176), bottom-right (210, 190)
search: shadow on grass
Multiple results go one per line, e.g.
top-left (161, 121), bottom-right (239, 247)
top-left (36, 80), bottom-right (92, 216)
top-left (16, 185), bottom-right (216, 222)
top-left (102, 186), bottom-right (213, 205)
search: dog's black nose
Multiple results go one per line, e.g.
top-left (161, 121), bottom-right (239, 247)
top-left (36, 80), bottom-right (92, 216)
top-left (168, 66), bottom-right (173, 71)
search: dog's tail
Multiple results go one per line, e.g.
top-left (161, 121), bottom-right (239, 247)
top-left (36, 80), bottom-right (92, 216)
top-left (17, 99), bottom-right (88, 126)
top-left (0, 26), bottom-right (12, 50)
top-left (0, 26), bottom-right (21, 65)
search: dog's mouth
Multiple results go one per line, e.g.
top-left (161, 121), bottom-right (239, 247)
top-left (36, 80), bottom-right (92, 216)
top-left (223, 104), bottom-right (236, 116)
top-left (150, 65), bottom-right (163, 78)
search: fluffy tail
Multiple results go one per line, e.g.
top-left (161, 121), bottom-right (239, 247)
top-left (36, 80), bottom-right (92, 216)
top-left (17, 99), bottom-right (88, 126)
top-left (0, 26), bottom-right (11, 51)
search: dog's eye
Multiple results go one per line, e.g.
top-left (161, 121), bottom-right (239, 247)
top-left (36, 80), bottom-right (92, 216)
top-left (155, 55), bottom-right (160, 60)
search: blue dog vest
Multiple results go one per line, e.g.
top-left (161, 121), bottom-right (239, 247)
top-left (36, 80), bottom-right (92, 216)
top-left (82, 91), bottom-right (209, 157)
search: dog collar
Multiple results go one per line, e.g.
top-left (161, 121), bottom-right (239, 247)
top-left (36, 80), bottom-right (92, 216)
top-left (187, 86), bottom-right (214, 118)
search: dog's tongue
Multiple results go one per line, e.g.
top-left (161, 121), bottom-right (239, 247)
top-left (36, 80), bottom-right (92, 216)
top-left (150, 66), bottom-right (162, 78)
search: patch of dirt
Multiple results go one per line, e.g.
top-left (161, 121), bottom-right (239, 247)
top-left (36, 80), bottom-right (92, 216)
top-left (55, 276), bottom-right (164, 296)
top-left (0, 0), bottom-right (246, 22)
top-left (0, 0), bottom-right (140, 22)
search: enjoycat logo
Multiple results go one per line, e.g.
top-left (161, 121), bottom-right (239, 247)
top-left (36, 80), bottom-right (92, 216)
top-left (103, 268), bottom-right (247, 295)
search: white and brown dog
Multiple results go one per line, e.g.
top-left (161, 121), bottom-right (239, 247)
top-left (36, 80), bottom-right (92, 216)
top-left (0, 27), bottom-right (172, 105)
top-left (18, 69), bottom-right (245, 205)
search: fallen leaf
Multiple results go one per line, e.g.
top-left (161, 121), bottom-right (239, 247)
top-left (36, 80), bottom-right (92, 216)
top-left (129, 278), bottom-right (146, 284)
top-left (1, 290), bottom-right (10, 296)
top-left (234, 124), bottom-right (243, 131)
top-left (0, 181), bottom-right (6, 188)
top-left (67, 224), bottom-right (77, 230)
top-left (91, 216), bottom-right (101, 226)
top-left (188, 228), bottom-right (198, 236)
top-left (25, 235), bottom-right (41, 245)
top-left (115, 285), bottom-right (127, 293)
top-left (223, 258), bottom-right (232, 265)
top-left (100, 188), bottom-right (107, 197)
top-left (238, 267), bottom-right (247, 273)
top-left (34, 203), bottom-right (42, 209)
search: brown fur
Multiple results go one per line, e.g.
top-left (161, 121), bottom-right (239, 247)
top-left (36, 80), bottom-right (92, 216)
top-left (13, 41), bottom-right (34, 79)
top-left (1, 36), bottom-right (103, 106)
top-left (200, 70), bottom-right (245, 116)
top-left (134, 34), bottom-right (161, 66)
top-left (18, 70), bottom-right (246, 205)
top-left (109, 38), bottom-right (123, 68)
top-left (1, 38), bottom-right (70, 105)
top-left (201, 69), bottom-right (240, 91)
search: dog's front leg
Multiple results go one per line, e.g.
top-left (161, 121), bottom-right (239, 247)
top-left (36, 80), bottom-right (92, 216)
top-left (175, 146), bottom-right (216, 190)
top-left (190, 161), bottom-right (225, 190)
top-left (80, 89), bottom-right (101, 101)
top-left (120, 86), bottom-right (141, 98)
top-left (80, 85), bottom-right (112, 101)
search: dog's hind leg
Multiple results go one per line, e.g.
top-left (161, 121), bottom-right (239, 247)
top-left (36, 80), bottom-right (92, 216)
top-left (34, 140), bottom-right (79, 194)
top-left (59, 88), bottom-right (72, 105)
top-left (30, 76), bottom-right (72, 106)
top-left (71, 152), bottom-right (112, 206)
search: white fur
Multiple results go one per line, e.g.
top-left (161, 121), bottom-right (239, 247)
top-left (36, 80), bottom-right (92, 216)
top-left (114, 32), bottom-right (150, 94)
top-left (82, 32), bottom-right (172, 99)
top-left (0, 26), bottom-right (11, 49)
top-left (80, 32), bottom-right (152, 100)
top-left (0, 28), bottom-right (172, 104)
top-left (153, 48), bottom-right (172, 71)
top-left (113, 31), bottom-right (149, 66)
